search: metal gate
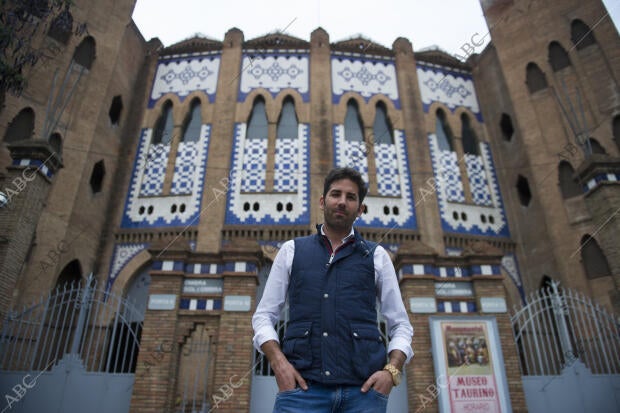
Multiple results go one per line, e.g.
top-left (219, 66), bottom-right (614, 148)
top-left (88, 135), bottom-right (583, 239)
top-left (512, 281), bottom-right (620, 413)
top-left (0, 274), bottom-right (143, 413)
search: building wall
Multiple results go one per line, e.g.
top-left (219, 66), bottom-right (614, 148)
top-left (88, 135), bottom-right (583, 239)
top-left (478, 0), bottom-right (620, 309)
top-left (0, 0), bottom-right (149, 314)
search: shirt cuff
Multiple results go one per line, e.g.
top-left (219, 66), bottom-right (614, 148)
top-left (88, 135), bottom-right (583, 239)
top-left (252, 328), bottom-right (280, 353)
top-left (387, 337), bottom-right (414, 363)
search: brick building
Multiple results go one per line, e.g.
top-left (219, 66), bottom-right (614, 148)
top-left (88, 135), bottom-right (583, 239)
top-left (0, 0), bottom-right (618, 412)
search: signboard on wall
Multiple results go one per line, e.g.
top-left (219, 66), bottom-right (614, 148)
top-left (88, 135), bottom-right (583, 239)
top-left (435, 282), bottom-right (474, 297)
top-left (429, 316), bottom-right (512, 413)
top-left (223, 295), bottom-right (251, 312)
top-left (148, 294), bottom-right (176, 310)
top-left (182, 279), bottom-right (223, 294)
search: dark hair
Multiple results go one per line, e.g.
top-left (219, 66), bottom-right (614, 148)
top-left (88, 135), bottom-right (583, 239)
top-left (323, 167), bottom-right (368, 204)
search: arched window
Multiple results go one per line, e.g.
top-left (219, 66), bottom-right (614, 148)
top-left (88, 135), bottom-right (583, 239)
top-left (152, 101), bottom-right (174, 144)
top-left (181, 99), bottom-right (202, 142)
top-left (548, 42), bottom-right (571, 71)
top-left (461, 114), bottom-right (479, 155)
top-left (344, 100), bottom-right (364, 142)
top-left (72, 36), bottom-right (96, 69)
top-left (516, 175), bottom-right (532, 206)
top-left (247, 97), bottom-right (268, 140)
top-left (558, 161), bottom-right (581, 199)
top-left (588, 138), bottom-right (606, 154)
top-left (55, 260), bottom-right (83, 288)
top-left (500, 113), bottom-right (514, 141)
top-left (540, 275), bottom-right (554, 292)
top-left (571, 19), bottom-right (597, 50)
top-left (277, 97), bottom-right (298, 140)
top-left (613, 115), bottom-right (620, 152)
top-left (4, 107), bottom-right (35, 143)
top-left (90, 160), bottom-right (105, 193)
top-left (435, 109), bottom-right (454, 151)
top-left (526, 63), bottom-right (547, 93)
top-left (48, 9), bottom-right (73, 44)
top-left (373, 102), bottom-right (393, 144)
top-left (580, 235), bottom-right (611, 279)
top-left (108, 95), bottom-right (123, 126)
top-left (49, 133), bottom-right (62, 156)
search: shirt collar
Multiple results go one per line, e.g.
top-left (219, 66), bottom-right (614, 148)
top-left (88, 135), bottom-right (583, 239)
top-left (320, 224), bottom-right (355, 243)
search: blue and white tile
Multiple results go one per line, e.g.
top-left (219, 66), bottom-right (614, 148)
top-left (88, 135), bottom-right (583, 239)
top-left (334, 126), bottom-right (416, 228)
top-left (150, 55), bottom-right (220, 107)
top-left (417, 64), bottom-right (481, 121)
top-left (239, 54), bottom-right (309, 101)
top-left (331, 57), bottom-right (399, 107)
top-left (122, 126), bottom-right (210, 228)
top-left (226, 123), bottom-right (310, 224)
top-left (374, 143), bottom-right (401, 196)
top-left (465, 152), bottom-right (492, 206)
top-left (429, 134), bottom-right (509, 237)
top-left (105, 243), bottom-right (148, 292)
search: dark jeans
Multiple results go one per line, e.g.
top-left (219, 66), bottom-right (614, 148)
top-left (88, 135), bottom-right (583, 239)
top-left (273, 381), bottom-right (388, 413)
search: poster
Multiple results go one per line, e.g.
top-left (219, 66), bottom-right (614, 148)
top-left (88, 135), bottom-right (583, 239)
top-left (430, 317), bottom-right (512, 413)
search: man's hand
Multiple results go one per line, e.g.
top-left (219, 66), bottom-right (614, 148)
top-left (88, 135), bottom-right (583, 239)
top-left (360, 370), bottom-right (393, 396)
top-left (261, 340), bottom-right (308, 392)
top-left (271, 355), bottom-right (308, 392)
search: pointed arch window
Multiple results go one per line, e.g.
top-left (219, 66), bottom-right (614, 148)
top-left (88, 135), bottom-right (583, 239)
top-left (558, 161), bottom-right (581, 199)
top-left (580, 235), bottom-right (611, 279)
top-left (548, 42), bottom-right (571, 71)
top-left (436, 109), bottom-right (454, 151)
top-left (526, 63), bottom-right (547, 93)
top-left (181, 99), bottom-right (202, 142)
top-left (73, 36), bottom-right (96, 70)
top-left (152, 101), bottom-right (174, 144)
top-left (49, 133), bottom-right (62, 156)
top-left (461, 114), bottom-right (479, 155)
top-left (500, 113), bottom-right (514, 141)
top-left (247, 97), bottom-right (268, 140)
top-left (4, 107), bottom-right (35, 143)
top-left (277, 97), bottom-right (298, 140)
top-left (344, 100), bottom-right (364, 142)
top-left (571, 19), bottom-right (597, 50)
top-left (373, 102), bottom-right (393, 144)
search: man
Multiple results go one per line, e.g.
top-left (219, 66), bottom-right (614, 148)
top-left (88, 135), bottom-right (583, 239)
top-left (252, 167), bottom-right (414, 413)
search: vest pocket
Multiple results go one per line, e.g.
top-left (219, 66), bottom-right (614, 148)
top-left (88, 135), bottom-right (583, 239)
top-left (282, 321), bottom-right (313, 370)
top-left (350, 322), bottom-right (387, 379)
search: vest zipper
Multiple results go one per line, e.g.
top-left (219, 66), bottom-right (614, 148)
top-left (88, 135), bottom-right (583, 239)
top-left (328, 251), bottom-right (335, 265)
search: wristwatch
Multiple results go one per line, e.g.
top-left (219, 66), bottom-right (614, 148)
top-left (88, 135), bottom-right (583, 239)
top-left (383, 363), bottom-right (401, 386)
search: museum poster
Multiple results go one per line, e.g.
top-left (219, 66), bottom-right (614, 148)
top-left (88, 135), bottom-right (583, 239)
top-left (430, 317), bottom-right (512, 413)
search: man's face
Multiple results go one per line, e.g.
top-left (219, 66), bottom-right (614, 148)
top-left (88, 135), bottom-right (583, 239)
top-left (320, 178), bottom-right (364, 232)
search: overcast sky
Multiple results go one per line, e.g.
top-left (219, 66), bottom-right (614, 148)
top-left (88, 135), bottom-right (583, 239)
top-left (132, 0), bottom-right (620, 58)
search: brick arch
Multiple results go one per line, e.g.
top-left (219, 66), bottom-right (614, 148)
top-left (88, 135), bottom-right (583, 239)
top-left (109, 249), bottom-right (152, 299)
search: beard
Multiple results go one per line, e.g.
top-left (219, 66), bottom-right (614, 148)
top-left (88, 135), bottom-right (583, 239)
top-left (324, 207), bottom-right (357, 231)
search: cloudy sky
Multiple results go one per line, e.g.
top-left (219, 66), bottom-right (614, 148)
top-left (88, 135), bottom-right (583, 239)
top-left (132, 0), bottom-right (620, 58)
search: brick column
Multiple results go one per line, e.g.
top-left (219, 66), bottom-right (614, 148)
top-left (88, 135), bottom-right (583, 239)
top-left (468, 248), bottom-right (527, 413)
top-left (0, 141), bottom-right (62, 322)
top-left (574, 155), bottom-right (620, 314)
top-left (209, 243), bottom-right (259, 413)
top-left (130, 254), bottom-right (185, 413)
top-left (395, 241), bottom-right (438, 412)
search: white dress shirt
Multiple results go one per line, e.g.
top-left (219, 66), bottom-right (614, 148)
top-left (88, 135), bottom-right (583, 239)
top-left (252, 227), bottom-right (414, 363)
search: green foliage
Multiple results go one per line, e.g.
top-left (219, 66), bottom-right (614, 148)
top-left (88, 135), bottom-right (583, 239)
top-left (0, 0), bottom-right (88, 96)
